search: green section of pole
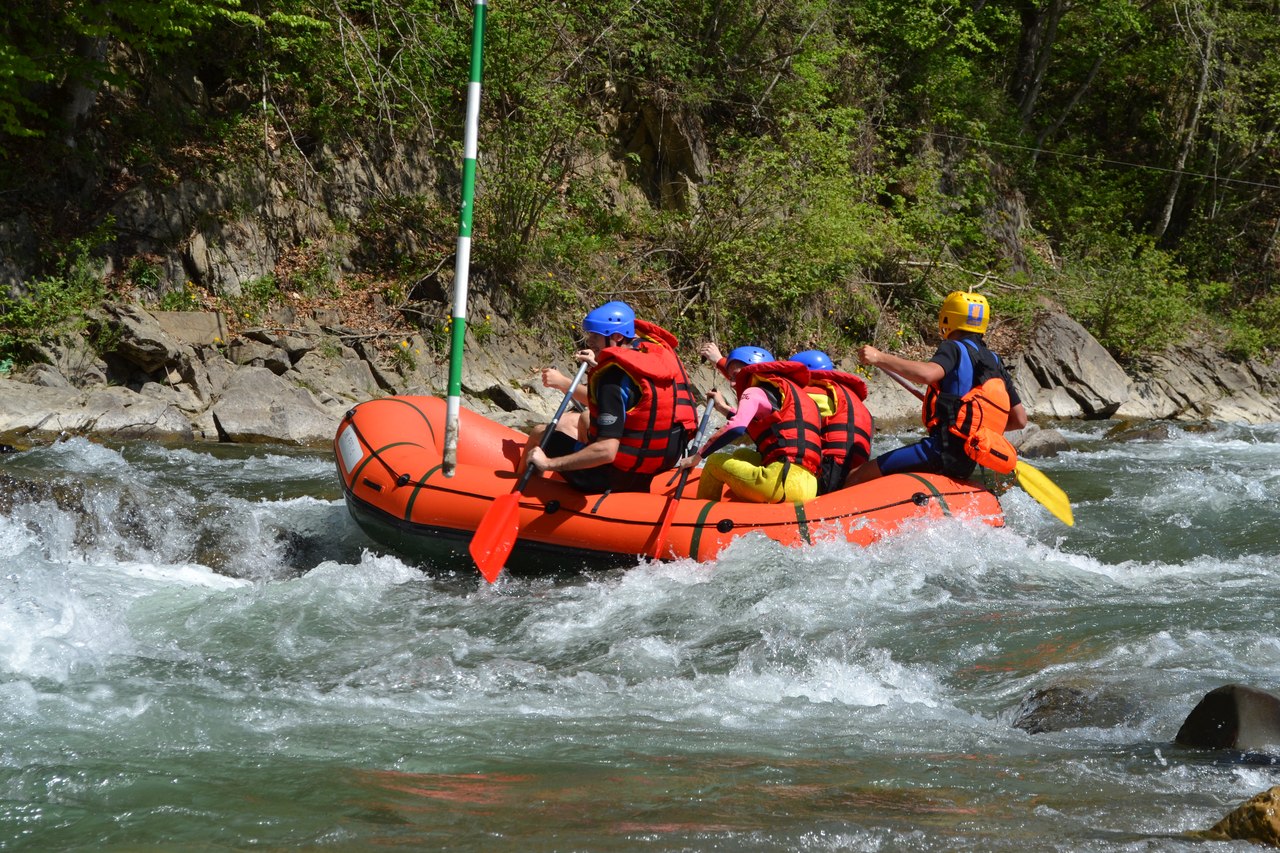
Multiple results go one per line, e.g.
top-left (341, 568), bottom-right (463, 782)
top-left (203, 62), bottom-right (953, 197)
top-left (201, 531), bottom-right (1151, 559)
top-left (442, 0), bottom-right (487, 478)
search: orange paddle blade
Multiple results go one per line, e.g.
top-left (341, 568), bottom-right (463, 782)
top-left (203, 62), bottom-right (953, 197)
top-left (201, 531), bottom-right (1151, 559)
top-left (469, 492), bottom-right (522, 583)
top-left (650, 492), bottom-right (680, 559)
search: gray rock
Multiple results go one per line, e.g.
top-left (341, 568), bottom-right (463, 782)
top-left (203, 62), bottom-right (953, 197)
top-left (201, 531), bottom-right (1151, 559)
top-left (289, 347), bottom-right (380, 407)
top-left (1008, 423), bottom-right (1071, 458)
top-left (100, 303), bottom-right (182, 373)
top-left (33, 334), bottom-right (110, 387)
top-left (226, 338), bottom-right (281, 367)
top-left (20, 363), bottom-right (73, 388)
top-left (83, 387), bottom-right (194, 441)
top-left (152, 311), bottom-right (229, 346)
top-left (0, 378), bottom-right (191, 441)
top-left (0, 378), bottom-right (93, 437)
top-left (1118, 345), bottom-right (1280, 423)
top-left (1011, 311), bottom-right (1131, 419)
top-left (210, 366), bottom-right (335, 445)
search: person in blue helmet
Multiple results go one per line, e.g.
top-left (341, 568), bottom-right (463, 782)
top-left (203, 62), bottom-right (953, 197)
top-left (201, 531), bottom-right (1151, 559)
top-left (522, 300), bottom-right (697, 493)
top-left (680, 344), bottom-right (823, 503)
top-left (789, 350), bottom-right (875, 495)
top-left (846, 291), bottom-right (1027, 485)
top-left (697, 342), bottom-right (773, 417)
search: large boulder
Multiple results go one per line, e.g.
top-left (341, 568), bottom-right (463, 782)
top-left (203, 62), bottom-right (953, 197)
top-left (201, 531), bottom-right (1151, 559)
top-left (1009, 311), bottom-right (1131, 419)
top-left (210, 366), bottom-right (336, 445)
top-left (98, 303), bottom-right (182, 373)
top-left (0, 377), bottom-right (192, 442)
top-left (1176, 684), bottom-right (1280, 753)
top-left (1118, 346), bottom-right (1280, 423)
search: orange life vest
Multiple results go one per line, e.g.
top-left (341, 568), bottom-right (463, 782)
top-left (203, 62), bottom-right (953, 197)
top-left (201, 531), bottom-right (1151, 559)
top-left (733, 361), bottom-right (823, 475)
top-left (807, 369), bottom-right (874, 492)
top-left (922, 339), bottom-right (1017, 475)
top-left (588, 342), bottom-right (684, 475)
top-left (634, 319), bottom-right (698, 437)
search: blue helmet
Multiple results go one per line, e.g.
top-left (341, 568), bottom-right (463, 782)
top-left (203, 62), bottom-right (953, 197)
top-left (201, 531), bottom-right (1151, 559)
top-left (726, 345), bottom-right (774, 367)
top-left (789, 350), bottom-right (833, 371)
top-left (582, 301), bottom-right (636, 338)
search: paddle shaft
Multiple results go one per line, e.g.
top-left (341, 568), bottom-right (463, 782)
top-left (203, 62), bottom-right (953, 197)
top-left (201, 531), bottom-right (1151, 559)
top-left (879, 366), bottom-right (926, 401)
top-left (469, 360), bottom-right (590, 582)
top-left (515, 360), bottom-right (591, 493)
top-left (652, 394), bottom-right (716, 558)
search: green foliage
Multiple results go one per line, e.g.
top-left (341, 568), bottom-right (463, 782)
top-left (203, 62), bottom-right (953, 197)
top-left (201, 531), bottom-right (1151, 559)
top-left (389, 338), bottom-right (419, 371)
top-left (1224, 292), bottom-right (1280, 360)
top-left (0, 0), bottom-right (261, 139)
top-left (0, 230), bottom-right (107, 360)
top-left (155, 281), bottom-right (204, 312)
top-left (1058, 232), bottom-right (1192, 360)
top-left (658, 110), bottom-right (896, 350)
top-left (226, 275), bottom-right (281, 326)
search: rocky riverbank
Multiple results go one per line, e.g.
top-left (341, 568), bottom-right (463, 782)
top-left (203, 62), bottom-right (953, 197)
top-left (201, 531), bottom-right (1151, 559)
top-left (1, 301), bottom-right (1279, 449)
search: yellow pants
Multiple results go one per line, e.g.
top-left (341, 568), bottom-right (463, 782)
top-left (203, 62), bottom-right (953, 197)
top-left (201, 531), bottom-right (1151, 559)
top-left (697, 447), bottom-right (818, 503)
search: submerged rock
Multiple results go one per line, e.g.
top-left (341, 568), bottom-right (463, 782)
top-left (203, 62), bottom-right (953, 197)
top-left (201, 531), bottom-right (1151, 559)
top-left (1007, 423), bottom-right (1070, 459)
top-left (1012, 683), bottom-right (1139, 734)
top-left (1104, 419), bottom-right (1174, 443)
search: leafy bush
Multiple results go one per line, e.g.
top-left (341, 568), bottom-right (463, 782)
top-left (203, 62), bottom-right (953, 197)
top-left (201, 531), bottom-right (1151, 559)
top-left (0, 232), bottom-right (107, 362)
top-left (1059, 231), bottom-right (1191, 359)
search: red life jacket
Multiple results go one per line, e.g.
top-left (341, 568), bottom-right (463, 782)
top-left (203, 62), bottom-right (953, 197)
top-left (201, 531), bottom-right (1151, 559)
top-left (733, 361), bottom-right (823, 475)
top-left (807, 369), bottom-right (874, 488)
top-left (588, 342), bottom-right (684, 475)
top-left (634, 319), bottom-right (698, 437)
top-left (922, 339), bottom-right (1017, 475)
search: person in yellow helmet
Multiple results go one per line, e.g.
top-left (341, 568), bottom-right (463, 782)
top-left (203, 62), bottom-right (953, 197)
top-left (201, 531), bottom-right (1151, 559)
top-left (846, 291), bottom-right (1027, 485)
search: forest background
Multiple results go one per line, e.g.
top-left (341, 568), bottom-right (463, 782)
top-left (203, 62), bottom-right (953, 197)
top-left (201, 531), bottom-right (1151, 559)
top-left (1, 0), bottom-right (1279, 374)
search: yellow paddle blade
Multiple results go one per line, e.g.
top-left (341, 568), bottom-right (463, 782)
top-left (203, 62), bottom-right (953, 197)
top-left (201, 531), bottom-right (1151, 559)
top-left (1014, 460), bottom-right (1074, 527)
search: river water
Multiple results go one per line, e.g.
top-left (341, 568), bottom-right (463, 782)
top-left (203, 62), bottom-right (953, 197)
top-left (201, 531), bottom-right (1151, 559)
top-left (2, 421), bottom-right (1279, 850)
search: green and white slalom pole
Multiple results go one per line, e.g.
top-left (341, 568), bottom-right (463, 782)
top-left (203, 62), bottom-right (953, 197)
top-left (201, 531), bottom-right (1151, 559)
top-left (442, 0), bottom-right (487, 478)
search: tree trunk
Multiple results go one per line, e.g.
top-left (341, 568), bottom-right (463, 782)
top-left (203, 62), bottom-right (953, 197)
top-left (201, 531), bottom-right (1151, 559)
top-left (1010, 0), bottom-right (1073, 132)
top-left (1154, 1), bottom-right (1215, 242)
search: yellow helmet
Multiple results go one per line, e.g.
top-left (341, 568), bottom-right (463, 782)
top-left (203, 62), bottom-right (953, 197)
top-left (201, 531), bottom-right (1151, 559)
top-left (938, 291), bottom-right (990, 338)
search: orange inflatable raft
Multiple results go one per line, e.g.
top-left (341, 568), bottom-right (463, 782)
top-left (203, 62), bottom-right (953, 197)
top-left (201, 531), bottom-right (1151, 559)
top-left (334, 396), bottom-right (1005, 573)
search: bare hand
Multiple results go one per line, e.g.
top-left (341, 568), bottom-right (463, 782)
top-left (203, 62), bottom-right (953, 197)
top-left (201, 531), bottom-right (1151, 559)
top-left (526, 446), bottom-right (550, 473)
top-left (541, 367), bottom-right (570, 391)
top-left (856, 345), bottom-right (882, 367)
top-left (699, 342), bottom-right (723, 364)
top-left (573, 348), bottom-right (598, 368)
top-left (675, 452), bottom-right (701, 470)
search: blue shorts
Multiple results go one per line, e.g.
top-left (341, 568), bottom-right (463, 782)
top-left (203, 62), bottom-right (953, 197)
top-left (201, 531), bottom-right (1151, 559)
top-left (876, 435), bottom-right (976, 478)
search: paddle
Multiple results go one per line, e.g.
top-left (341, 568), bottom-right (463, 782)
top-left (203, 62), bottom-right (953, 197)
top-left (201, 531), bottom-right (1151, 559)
top-left (876, 366), bottom-right (1074, 526)
top-left (469, 361), bottom-right (590, 582)
top-left (650, 394), bottom-right (716, 559)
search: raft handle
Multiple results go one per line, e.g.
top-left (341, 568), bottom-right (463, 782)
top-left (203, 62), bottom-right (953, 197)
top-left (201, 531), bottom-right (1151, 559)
top-left (543, 500), bottom-right (560, 515)
top-left (911, 492), bottom-right (930, 506)
top-left (716, 519), bottom-right (734, 533)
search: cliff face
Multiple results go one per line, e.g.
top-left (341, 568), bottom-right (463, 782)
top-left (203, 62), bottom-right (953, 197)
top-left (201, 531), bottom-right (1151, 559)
top-left (2, 298), bottom-right (1278, 452)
